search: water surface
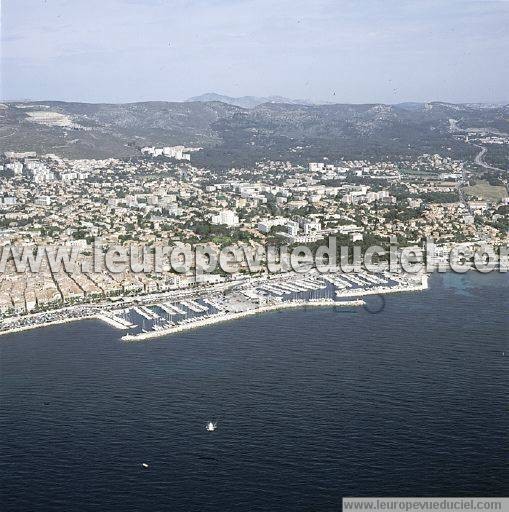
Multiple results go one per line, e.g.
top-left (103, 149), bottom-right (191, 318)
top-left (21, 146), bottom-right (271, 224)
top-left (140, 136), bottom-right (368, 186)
top-left (1, 272), bottom-right (507, 511)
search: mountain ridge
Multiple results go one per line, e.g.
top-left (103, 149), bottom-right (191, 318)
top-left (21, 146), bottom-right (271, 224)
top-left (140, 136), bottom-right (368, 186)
top-left (1, 99), bottom-right (508, 168)
top-left (186, 93), bottom-right (319, 108)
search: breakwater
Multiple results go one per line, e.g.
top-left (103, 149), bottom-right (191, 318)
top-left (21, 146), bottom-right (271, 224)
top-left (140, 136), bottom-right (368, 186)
top-left (122, 299), bottom-right (365, 341)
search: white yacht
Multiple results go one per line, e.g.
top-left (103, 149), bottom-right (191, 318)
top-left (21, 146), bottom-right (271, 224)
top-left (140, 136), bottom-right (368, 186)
top-left (205, 421), bottom-right (217, 432)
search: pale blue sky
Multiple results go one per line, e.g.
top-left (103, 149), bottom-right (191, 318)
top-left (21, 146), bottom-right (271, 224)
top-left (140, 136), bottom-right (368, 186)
top-left (1, 0), bottom-right (508, 103)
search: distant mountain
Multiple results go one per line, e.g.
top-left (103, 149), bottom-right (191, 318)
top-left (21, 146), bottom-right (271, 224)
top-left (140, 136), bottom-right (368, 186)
top-left (394, 102), bottom-right (425, 111)
top-left (0, 100), bottom-right (241, 159)
top-left (0, 100), bottom-right (508, 168)
top-left (186, 93), bottom-right (317, 109)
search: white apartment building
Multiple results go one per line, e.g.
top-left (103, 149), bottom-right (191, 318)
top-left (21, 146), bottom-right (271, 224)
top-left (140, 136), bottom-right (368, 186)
top-left (211, 209), bottom-right (239, 226)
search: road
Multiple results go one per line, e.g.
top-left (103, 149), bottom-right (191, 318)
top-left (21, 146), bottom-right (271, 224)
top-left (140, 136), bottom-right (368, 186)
top-left (459, 144), bottom-right (503, 241)
top-left (472, 144), bottom-right (505, 172)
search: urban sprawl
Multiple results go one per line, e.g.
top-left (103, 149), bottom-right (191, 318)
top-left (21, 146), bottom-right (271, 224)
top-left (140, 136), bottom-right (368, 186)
top-left (0, 136), bottom-right (507, 338)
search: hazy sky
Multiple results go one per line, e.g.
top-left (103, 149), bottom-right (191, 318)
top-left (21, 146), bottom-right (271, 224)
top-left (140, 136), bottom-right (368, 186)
top-left (1, 0), bottom-right (508, 104)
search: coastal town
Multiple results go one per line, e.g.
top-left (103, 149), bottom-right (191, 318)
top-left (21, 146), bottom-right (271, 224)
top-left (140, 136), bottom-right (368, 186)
top-left (0, 267), bottom-right (427, 340)
top-left (0, 133), bottom-right (507, 337)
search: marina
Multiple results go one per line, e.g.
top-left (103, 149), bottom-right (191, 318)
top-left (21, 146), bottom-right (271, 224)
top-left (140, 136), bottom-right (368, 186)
top-left (121, 299), bottom-right (366, 341)
top-left (0, 271), bottom-right (429, 340)
top-left (116, 271), bottom-right (427, 341)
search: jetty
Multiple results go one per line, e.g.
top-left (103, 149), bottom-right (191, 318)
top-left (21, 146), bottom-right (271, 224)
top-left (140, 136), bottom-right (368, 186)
top-left (336, 274), bottom-right (428, 298)
top-left (133, 306), bottom-right (158, 320)
top-left (122, 298), bottom-right (365, 341)
top-left (97, 313), bottom-right (135, 329)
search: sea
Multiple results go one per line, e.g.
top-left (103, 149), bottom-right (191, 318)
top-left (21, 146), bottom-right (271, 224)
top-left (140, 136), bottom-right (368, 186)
top-left (0, 271), bottom-right (507, 511)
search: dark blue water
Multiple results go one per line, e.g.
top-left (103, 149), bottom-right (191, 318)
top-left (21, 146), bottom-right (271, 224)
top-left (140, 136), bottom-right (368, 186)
top-left (1, 272), bottom-right (508, 511)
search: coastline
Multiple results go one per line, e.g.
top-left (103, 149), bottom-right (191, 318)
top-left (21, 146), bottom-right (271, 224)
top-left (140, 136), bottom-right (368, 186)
top-left (121, 275), bottom-right (428, 341)
top-left (0, 315), bottom-right (98, 337)
top-left (0, 274), bottom-right (429, 339)
top-left (335, 278), bottom-right (429, 298)
top-left (122, 299), bottom-right (366, 341)
top-left (0, 313), bottom-right (132, 337)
